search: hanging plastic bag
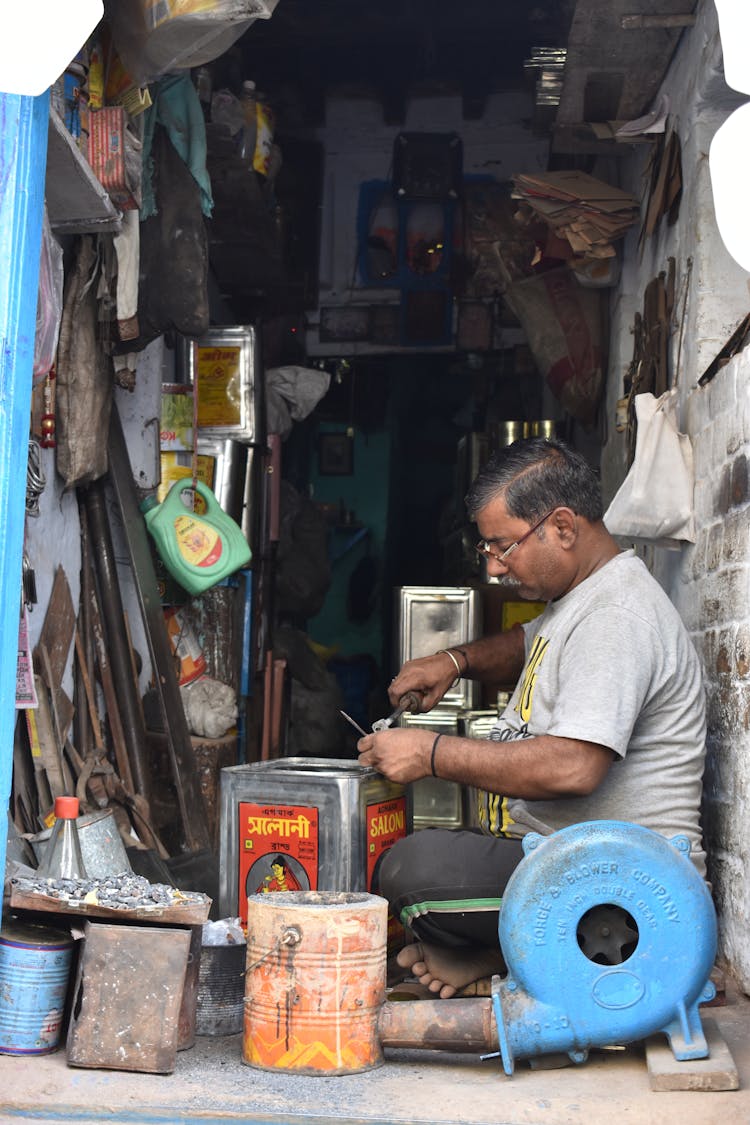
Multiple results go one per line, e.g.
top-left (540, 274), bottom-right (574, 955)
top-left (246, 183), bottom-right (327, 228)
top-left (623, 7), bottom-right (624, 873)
top-left (104, 0), bottom-right (280, 85)
top-left (503, 268), bottom-right (604, 427)
top-left (33, 207), bottom-right (64, 384)
top-left (604, 388), bottom-right (695, 545)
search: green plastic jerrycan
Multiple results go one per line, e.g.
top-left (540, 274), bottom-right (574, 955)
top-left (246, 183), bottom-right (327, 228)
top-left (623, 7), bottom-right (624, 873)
top-left (141, 480), bottom-right (251, 596)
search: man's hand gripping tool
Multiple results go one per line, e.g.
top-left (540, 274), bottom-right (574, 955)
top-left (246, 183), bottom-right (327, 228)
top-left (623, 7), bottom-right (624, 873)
top-left (371, 691), bottom-right (422, 731)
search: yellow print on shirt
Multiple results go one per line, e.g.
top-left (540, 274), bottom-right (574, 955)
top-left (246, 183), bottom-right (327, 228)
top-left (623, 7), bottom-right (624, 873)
top-left (477, 791), bottom-right (516, 837)
top-left (516, 634), bottom-right (549, 723)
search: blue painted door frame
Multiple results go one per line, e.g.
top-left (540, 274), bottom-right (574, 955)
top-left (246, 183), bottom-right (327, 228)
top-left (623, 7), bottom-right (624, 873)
top-left (0, 90), bottom-right (50, 911)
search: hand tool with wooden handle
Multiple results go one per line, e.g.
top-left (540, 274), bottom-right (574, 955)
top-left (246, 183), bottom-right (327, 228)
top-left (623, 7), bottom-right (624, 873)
top-left (371, 691), bottom-right (422, 732)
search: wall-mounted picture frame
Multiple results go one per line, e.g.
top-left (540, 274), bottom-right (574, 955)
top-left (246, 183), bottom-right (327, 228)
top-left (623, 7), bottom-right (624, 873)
top-left (318, 432), bottom-right (354, 476)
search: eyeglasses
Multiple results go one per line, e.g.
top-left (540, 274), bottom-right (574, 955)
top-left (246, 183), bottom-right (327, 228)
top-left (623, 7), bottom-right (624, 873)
top-left (476, 509), bottom-right (556, 565)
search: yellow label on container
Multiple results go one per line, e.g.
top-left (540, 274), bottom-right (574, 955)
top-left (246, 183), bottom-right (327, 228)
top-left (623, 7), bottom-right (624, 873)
top-left (158, 453), bottom-right (214, 504)
top-left (173, 514), bottom-right (223, 567)
top-left (501, 600), bottom-right (546, 631)
top-left (160, 388), bottom-right (194, 451)
top-left (196, 346), bottom-right (242, 428)
top-left (25, 708), bottom-right (41, 759)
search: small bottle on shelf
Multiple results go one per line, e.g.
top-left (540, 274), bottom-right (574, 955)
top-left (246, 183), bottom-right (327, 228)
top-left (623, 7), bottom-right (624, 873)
top-left (38, 796), bottom-right (88, 880)
top-left (253, 92), bottom-right (276, 176)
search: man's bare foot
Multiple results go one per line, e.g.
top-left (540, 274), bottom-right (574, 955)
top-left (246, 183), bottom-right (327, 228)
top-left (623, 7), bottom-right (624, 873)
top-left (396, 940), bottom-right (504, 999)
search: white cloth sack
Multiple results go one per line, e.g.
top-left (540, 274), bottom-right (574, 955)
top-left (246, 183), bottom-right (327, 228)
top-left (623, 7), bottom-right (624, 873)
top-left (604, 388), bottom-right (695, 545)
top-left (180, 675), bottom-right (237, 739)
top-left (266, 365), bottom-right (331, 440)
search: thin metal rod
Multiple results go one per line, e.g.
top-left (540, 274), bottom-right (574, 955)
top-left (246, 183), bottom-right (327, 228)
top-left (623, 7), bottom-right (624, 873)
top-left (339, 710), bottom-right (368, 738)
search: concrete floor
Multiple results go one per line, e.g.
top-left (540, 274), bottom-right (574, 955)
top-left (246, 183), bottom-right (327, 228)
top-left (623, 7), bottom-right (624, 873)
top-left (0, 984), bottom-right (747, 1125)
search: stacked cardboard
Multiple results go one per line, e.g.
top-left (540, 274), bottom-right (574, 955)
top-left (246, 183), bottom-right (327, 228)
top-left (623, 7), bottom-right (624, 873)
top-left (512, 170), bottom-right (639, 259)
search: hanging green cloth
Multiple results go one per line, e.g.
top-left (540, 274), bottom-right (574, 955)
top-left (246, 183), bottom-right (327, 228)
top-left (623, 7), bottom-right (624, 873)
top-left (141, 72), bottom-right (214, 220)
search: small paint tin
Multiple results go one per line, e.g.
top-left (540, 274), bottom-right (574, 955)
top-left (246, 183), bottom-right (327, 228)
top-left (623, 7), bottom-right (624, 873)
top-left (0, 920), bottom-right (74, 1055)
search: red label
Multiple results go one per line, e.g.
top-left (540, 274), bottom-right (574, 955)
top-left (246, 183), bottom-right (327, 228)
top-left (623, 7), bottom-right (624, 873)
top-left (238, 802), bottom-right (318, 925)
top-left (365, 796), bottom-right (407, 891)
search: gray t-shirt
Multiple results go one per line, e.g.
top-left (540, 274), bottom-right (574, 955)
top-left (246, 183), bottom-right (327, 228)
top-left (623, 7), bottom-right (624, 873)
top-left (480, 550), bottom-right (707, 875)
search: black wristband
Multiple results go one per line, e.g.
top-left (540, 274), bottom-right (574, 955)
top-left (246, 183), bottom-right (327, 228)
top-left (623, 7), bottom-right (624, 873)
top-left (430, 733), bottom-right (443, 777)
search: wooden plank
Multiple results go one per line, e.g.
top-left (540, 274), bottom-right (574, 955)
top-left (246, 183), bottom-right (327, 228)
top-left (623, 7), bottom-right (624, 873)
top-left (645, 1017), bottom-right (739, 1091)
top-left (36, 644), bottom-right (75, 793)
top-left (23, 707), bottom-right (53, 817)
top-left (34, 565), bottom-right (75, 691)
top-left (31, 675), bottom-right (67, 802)
top-left (12, 716), bottom-right (37, 834)
top-left (9, 884), bottom-right (211, 925)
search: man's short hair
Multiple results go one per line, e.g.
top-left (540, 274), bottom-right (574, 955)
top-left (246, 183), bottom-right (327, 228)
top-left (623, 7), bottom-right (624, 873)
top-left (465, 438), bottom-right (603, 523)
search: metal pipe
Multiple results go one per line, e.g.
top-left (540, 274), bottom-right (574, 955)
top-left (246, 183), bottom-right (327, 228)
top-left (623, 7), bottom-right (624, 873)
top-left (83, 479), bottom-right (153, 806)
top-left (378, 998), bottom-right (497, 1053)
top-left (107, 407), bottom-right (210, 853)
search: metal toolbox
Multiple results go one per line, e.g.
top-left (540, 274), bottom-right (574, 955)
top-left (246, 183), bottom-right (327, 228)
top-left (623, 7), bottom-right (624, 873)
top-left (395, 586), bottom-right (481, 710)
top-left (219, 759), bottom-right (409, 924)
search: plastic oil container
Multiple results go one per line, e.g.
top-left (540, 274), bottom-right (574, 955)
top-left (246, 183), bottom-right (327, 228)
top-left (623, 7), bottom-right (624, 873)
top-left (141, 479), bottom-right (251, 596)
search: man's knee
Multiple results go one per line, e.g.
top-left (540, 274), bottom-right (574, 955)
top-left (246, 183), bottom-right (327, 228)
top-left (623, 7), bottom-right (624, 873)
top-left (378, 829), bottom-right (456, 905)
top-left (377, 834), bottom-right (416, 902)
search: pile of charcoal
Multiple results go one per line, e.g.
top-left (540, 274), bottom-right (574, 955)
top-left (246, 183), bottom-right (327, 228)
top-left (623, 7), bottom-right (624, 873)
top-left (11, 871), bottom-right (207, 910)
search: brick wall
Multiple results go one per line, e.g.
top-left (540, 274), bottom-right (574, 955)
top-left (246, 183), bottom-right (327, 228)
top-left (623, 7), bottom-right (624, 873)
top-left (683, 353), bottom-right (750, 990)
top-left (601, 0), bottom-right (750, 990)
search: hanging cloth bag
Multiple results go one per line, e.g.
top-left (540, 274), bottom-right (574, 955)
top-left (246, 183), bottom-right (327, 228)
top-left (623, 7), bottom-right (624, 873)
top-left (603, 386), bottom-right (695, 546)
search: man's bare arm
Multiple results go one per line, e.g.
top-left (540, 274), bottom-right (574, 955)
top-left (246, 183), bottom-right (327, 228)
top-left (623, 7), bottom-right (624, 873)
top-left (358, 727), bottom-right (615, 798)
top-left (388, 626), bottom-right (526, 712)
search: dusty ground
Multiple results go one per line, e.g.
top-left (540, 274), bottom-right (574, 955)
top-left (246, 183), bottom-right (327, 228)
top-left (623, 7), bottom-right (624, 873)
top-left (0, 982), bottom-right (747, 1125)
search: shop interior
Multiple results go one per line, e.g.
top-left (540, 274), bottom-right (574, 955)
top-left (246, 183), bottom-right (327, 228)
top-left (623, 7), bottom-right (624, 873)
top-left (5, 0), bottom-right (744, 1105)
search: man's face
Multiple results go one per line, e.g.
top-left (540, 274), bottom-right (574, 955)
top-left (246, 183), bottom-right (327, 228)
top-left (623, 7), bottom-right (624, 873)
top-left (475, 495), bottom-right (567, 601)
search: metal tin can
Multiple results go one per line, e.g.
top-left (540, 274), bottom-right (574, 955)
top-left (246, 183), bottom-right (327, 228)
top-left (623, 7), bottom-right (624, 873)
top-left (196, 942), bottom-right (245, 1036)
top-left (243, 891), bottom-right (387, 1074)
top-left (0, 920), bottom-right (74, 1055)
top-left (396, 586), bottom-right (481, 711)
top-left (219, 759), bottom-right (409, 925)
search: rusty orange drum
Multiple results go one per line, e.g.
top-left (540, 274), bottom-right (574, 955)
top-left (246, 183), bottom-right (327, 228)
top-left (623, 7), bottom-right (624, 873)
top-left (243, 891), bottom-right (388, 1075)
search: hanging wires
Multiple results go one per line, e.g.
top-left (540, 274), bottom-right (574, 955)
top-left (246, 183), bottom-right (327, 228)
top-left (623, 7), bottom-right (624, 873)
top-left (26, 439), bottom-right (46, 517)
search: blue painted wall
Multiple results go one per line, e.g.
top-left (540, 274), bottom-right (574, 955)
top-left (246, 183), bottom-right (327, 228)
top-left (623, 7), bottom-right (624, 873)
top-left (0, 91), bottom-right (49, 908)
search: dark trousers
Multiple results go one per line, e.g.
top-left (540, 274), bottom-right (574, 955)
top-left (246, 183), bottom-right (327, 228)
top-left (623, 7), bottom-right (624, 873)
top-left (378, 828), bottom-right (525, 950)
